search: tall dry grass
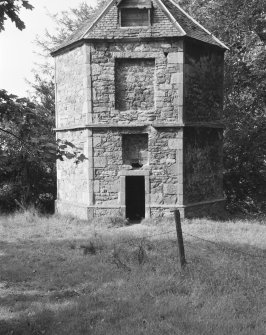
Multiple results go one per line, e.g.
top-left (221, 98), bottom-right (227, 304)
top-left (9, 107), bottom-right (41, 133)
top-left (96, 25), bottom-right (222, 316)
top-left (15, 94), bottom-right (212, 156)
top-left (0, 211), bottom-right (265, 334)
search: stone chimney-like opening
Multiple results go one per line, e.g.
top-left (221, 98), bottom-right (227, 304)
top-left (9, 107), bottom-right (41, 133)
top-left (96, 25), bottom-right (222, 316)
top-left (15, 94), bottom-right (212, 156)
top-left (122, 134), bottom-right (148, 168)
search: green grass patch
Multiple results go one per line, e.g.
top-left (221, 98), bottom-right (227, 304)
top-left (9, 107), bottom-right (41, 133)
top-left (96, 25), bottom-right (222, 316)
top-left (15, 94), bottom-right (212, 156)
top-left (0, 212), bottom-right (265, 334)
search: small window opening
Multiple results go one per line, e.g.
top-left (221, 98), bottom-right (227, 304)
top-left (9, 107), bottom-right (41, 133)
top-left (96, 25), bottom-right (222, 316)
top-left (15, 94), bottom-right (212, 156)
top-left (122, 134), bottom-right (148, 167)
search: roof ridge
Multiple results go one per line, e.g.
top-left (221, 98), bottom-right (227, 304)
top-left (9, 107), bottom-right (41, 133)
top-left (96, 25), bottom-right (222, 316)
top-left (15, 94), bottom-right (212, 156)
top-left (166, 0), bottom-right (229, 50)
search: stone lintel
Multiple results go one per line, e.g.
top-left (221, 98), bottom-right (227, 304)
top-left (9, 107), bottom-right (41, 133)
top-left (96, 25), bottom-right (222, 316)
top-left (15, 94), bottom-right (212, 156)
top-left (56, 199), bottom-right (222, 210)
top-left (119, 170), bottom-right (150, 176)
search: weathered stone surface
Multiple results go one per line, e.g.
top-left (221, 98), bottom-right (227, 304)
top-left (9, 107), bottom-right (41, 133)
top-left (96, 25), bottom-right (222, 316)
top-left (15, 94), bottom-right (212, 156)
top-left (163, 183), bottom-right (177, 195)
top-left (94, 157), bottom-right (107, 168)
top-left (167, 52), bottom-right (183, 64)
top-left (56, 47), bottom-right (85, 128)
top-left (168, 139), bottom-right (180, 149)
top-left (54, 3), bottom-right (224, 220)
top-left (184, 128), bottom-right (223, 203)
top-left (57, 130), bottom-right (89, 205)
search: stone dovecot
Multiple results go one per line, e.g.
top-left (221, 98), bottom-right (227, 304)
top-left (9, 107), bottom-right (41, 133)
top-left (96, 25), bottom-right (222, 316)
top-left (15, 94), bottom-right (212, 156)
top-left (51, 0), bottom-right (228, 220)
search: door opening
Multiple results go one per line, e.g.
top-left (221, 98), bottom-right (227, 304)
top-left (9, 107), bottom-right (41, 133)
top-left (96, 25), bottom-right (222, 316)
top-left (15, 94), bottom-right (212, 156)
top-left (126, 176), bottom-right (145, 222)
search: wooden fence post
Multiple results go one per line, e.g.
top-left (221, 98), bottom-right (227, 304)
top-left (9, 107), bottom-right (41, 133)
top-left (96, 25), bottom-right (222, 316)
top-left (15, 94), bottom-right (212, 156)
top-left (174, 209), bottom-right (186, 269)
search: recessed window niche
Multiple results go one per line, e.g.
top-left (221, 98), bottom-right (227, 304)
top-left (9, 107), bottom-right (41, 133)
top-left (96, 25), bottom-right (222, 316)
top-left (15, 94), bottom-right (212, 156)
top-left (118, 0), bottom-right (152, 27)
top-left (122, 134), bottom-right (148, 167)
top-left (115, 58), bottom-right (155, 111)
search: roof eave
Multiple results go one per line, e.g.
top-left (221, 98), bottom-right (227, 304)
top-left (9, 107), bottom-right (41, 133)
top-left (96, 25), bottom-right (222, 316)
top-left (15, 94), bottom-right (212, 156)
top-left (51, 39), bottom-right (86, 57)
top-left (51, 35), bottom-right (189, 57)
top-left (167, 0), bottom-right (229, 50)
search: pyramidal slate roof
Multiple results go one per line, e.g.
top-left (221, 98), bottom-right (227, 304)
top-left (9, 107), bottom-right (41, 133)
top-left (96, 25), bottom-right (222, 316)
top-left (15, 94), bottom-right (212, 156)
top-left (51, 0), bottom-right (228, 55)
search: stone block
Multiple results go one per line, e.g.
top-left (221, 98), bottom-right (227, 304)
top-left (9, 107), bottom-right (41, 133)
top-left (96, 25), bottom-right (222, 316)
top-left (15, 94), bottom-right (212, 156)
top-left (88, 168), bottom-right (94, 180)
top-left (168, 139), bottom-right (180, 149)
top-left (94, 180), bottom-right (100, 192)
top-left (82, 192), bottom-right (90, 203)
top-left (120, 191), bottom-right (125, 205)
top-left (57, 170), bottom-right (62, 180)
top-left (91, 64), bottom-right (101, 75)
top-left (94, 157), bottom-right (107, 168)
top-left (93, 136), bottom-right (101, 147)
top-left (161, 43), bottom-right (172, 49)
top-left (150, 193), bottom-right (164, 204)
top-left (171, 73), bottom-right (183, 84)
top-left (164, 195), bottom-right (177, 205)
top-left (163, 183), bottom-right (177, 195)
top-left (106, 180), bottom-right (120, 193)
top-left (105, 199), bottom-right (119, 205)
top-left (168, 52), bottom-right (183, 64)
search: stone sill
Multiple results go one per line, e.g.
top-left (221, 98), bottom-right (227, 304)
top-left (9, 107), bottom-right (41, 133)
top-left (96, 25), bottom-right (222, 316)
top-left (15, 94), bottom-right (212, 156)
top-left (55, 198), bottom-right (225, 209)
top-left (54, 124), bottom-right (147, 132)
top-left (54, 121), bottom-right (225, 132)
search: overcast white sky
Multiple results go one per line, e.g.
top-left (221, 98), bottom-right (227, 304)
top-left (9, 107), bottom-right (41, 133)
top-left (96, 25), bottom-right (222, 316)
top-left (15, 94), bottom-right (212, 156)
top-left (0, 0), bottom-right (97, 97)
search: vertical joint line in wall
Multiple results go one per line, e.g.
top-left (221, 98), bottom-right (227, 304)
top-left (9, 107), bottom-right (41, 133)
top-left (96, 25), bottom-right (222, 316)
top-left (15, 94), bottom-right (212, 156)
top-left (154, 58), bottom-right (157, 111)
top-left (87, 129), bottom-right (94, 206)
top-left (88, 45), bottom-right (93, 124)
top-left (56, 131), bottom-right (59, 202)
top-left (180, 43), bottom-right (184, 124)
top-left (83, 44), bottom-right (93, 124)
top-left (177, 128), bottom-right (184, 206)
top-left (55, 57), bottom-right (58, 128)
top-left (54, 58), bottom-right (59, 202)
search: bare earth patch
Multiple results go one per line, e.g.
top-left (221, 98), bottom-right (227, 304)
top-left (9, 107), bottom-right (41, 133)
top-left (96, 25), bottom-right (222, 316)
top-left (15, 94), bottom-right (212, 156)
top-left (0, 212), bottom-right (265, 334)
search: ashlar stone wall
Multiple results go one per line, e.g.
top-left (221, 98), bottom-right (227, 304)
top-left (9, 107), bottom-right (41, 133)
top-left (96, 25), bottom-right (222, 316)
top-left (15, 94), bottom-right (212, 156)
top-left (56, 129), bottom-right (89, 204)
top-left (183, 127), bottom-right (223, 204)
top-left (56, 47), bottom-right (85, 128)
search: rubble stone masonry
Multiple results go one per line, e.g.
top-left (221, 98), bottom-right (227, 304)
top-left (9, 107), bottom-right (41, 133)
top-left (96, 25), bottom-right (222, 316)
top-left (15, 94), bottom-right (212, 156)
top-left (55, 39), bottom-right (186, 218)
top-left (55, 37), bottom-right (224, 219)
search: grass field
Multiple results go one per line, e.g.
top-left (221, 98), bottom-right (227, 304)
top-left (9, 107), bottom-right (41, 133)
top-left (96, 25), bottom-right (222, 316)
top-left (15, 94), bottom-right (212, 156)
top-left (0, 212), bottom-right (266, 335)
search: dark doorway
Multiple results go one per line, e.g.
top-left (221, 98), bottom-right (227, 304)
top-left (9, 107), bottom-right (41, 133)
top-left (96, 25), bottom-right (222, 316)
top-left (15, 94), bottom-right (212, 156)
top-left (126, 176), bottom-right (145, 222)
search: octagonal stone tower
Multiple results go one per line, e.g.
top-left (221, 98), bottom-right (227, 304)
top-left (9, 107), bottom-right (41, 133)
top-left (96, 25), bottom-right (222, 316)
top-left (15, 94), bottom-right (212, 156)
top-left (51, 0), bottom-right (228, 220)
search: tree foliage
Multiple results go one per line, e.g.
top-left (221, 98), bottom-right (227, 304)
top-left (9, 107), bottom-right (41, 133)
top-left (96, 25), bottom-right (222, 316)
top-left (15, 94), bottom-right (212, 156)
top-left (0, 0), bottom-right (33, 32)
top-left (36, 1), bottom-right (107, 54)
top-left (0, 88), bottom-right (55, 212)
top-left (0, 86), bottom-right (86, 212)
